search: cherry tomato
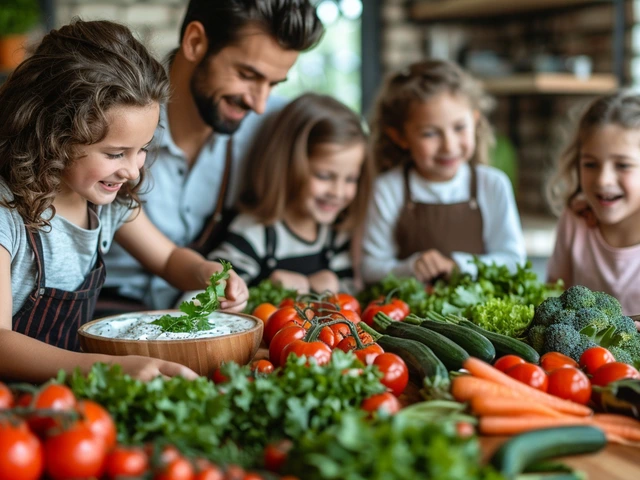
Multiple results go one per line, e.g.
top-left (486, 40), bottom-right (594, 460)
top-left (317, 326), bottom-right (337, 348)
top-left (224, 464), bottom-right (246, 480)
top-left (361, 392), bottom-right (401, 415)
top-left (194, 462), bottom-right (224, 480)
top-left (242, 474), bottom-right (264, 480)
top-left (154, 456), bottom-right (194, 480)
top-left (360, 297), bottom-right (409, 326)
top-left (77, 400), bottom-right (117, 451)
top-left (326, 309), bottom-right (361, 325)
top-left (455, 421), bottom-right (476, 438)
top-left (328, 322), bottom-right (351, 343)
top-left (505, 363), bottom-right (549, 392)
top-left (281, 340), bottom-right (332, 366)
top-left (29, 384), bottom-right (77, 435)
top-left (591, 362), bottom-right (640, 387)
top-left (250, 359), bottom-right (275, 374)
top-left (0, 419), bottom-right (43, 480)
top-left (44, 422), bottom-right (107, 480)
top-left (104, 445), bottom-right (149, 479)
top-left (263, 307), bottom-right (309, 345)
top-left (210, 367), bottom-right (229, 384)
top-left (547, 367), bottom-right (592, 405)
top-left (263, 439), bottom-right (292, 473)
top-left (252, 303), bottom-right (278, 325)
top-left (0, 382), bottom-right (13, 409)
top-left (493, 355), bottom-right (525, 373)
top-left (579, 346), bottom-right (616, 376)
top-left (372, 353), bottom-right (409, 396)
top-left (328, 293), bottom-right (362, 315)
top-left (269, 325), bottom-right (307, 367)
top-left (540, 352), bottom-right (579, 373)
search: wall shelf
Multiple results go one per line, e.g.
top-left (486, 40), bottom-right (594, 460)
top-left (481, 73), bottom-right (618, 95)
top-left (411, 0), bottom-right (609, 22)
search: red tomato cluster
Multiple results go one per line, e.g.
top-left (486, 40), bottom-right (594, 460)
top-left (492, 346), bottom-right (640, 406)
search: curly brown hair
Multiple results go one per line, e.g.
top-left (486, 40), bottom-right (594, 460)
top-left (239, 93), bottom-right (374, 231)
top-left (0, 19), bottom-right (170, 230)
top-left (369, 59), bottom-right (495, 173)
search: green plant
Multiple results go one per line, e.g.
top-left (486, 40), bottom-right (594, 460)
top-left (0, 0), bottom-right (41, 36)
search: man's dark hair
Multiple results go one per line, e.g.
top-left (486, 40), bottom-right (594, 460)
top-left (180, 0), bottom-right (324, 56)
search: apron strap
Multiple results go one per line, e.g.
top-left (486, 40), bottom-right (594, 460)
top-left (469, 163), bottom-right (479, 210)
top-left (402, 162), bottom-right (413, 206)
top-left (25, 227), bottom-right (46, 292)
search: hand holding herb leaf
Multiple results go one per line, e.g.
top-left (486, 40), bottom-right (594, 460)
top-left (151, 260), bottom-right (233, 333)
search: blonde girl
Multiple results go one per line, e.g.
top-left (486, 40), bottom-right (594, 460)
top-left (197, 93), bottom-right (374, 295)
top-left (0, 20), bottom-right (248, 383)
top-left (361, 59), bottom-right (526, 284)
top-left (547, 92), bottom-right (640, 316)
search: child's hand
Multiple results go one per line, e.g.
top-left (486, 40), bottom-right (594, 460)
top-left (269, 270), bottom-right (311, 294)
top-left (413, 249), bottom-right (456, 283)
top-left (569, 194), bottom-right (598, 228)
top-left (308, 270), bottom-right (340, 294)
top-left (220, 268), bottom-right (249, 312)
top-left (114, 356), bottom-right (199, 381)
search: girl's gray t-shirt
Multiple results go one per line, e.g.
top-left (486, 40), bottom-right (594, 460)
top-left (0, 178), bottom-right (134, 316)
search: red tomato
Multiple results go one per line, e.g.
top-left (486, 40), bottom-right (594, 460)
top-left (327, 309), bottom-right (361, 325)
top-left (281, 340), bottom-right (332, 366)
top-left (317, 326), bottom-right (337, 348)
top-left (355, 343), bottom-right (385, 365)
top-left (263, 439), bottom-right (292, 473)
top-left (540, 352), bottom-right (579, 373)
top-left (0, 382), bottom-right (13, 409)
top-left (29, 384), bottom-right (77, 435)
top-left (250, 359), bottom-right (275, 374)
top-left (579, 346), bottom-right (616, 376)
top-left (242, 474), bottom-right (264, 480)
top-left (547, 367), bottom-right (592, 404)
top-left (361, 392), bottom-right (401, 415)
top-left (372, 353), bottom-right (409, 396)
top-left (591, 362), bottom-right (640, 387)
top-left (194, 463), bottom-right (224, 480)
top-left (154, 456), bottom-right (194, 480)
top-left (210, 367), bottom-right (229, 384)
top-left (493, 355), bottom-right (525, 373)
top-left (263, 307), bottom-right (309, 345)
top-left (104, 445), bottom-right (149, 479)
top-left (455, 421), bottom-right (475, 438)
top-left (328, 322), bottom-right (351, 343)
top-left (224, 465), bottom-right (246, 480)
top-left (505, 363), bottom-right (549, 392)
top-left (0, 419), bottom-right (43, 480)
top-left (360, 298), bottom-right (409, 327)
top-left (76, 400), bottom-right (117, 451)
top-left (44, 422), bottom-right (107, 480)
top-left (328, 293), bottom-right (362, 315)
top-left (269, 325), bottom-right (307, 367)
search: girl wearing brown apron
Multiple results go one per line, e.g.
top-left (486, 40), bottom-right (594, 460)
top-left (0, 20), bottom-right (247, 383)
top-left (362, 59), bottom-right (526, 284)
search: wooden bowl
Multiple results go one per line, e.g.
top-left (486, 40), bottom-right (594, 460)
top-left (78, 310), bottom-right (263, 377)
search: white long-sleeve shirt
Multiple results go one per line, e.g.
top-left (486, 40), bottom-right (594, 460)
top-left (361, 163), bottom-right (526, 283)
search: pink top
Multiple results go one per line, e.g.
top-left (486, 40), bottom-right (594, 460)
top-left (547, 209), bottom-right (640, 316)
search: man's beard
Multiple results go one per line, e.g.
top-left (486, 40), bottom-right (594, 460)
top-left (190, 61), bottom-right (251, 135)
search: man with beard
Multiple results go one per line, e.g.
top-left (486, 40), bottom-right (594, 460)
top-left (99, 0), bottom-right (324, 312)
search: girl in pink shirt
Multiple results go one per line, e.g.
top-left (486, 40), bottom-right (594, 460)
top-left (547, 92), bottom-right (640, 317)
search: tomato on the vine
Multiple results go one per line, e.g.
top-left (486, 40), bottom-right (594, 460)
top-left (104, 445), bottom-right (149, 479)
top-left (327, 293), bottom-right (361, 315)
top-left (0, 419), bottom-right (43, 480)
top-left (579, 346), bottom-right (616, 376)
top-left (281, 340), bottom-right (332, 366)
top-left (77, 400), bottom-right (117, 451)
top-left (372, 353), bottom-right (409, 396)
top-left (493, 355), bottom-right (525, 373)
top-left (360, 297), bottom-right (409, 326)
top-left (154, 456), bottom-right (194, 480)
top-left (317, 326), bottom-right (337, 348)
top-left (263, 307), bottom-right (310, 345)
top-left (44, 422), bottom-right (107, 480)
top-left (0, 382), bottom-right (13, 409)
top-left (194, 462), bottom-right (224, 480)
top-left (263, 439), bottom-right (292, 473)
top-left (210, 367), bottom-right (229, 384)
top-left (29, 384), bottom-right (77, 435)
top-left (540, 352), bottom-right (579, 373)
top-left (505, 363), bottom-right (548, 392)
top-left (250, 359), bottom-right (274, 374)
top-left (546, 367), bottom-right (592, 404)
top-left (361, 392), bottom-right (401, 415)
top-left (269, 325), bottom-right (307, 367)
top-left (591, 362), bottom-right (640, 387)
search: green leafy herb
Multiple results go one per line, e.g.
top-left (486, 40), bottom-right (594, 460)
top-left (151, 260), bottom-right (232, 333)
top-left (244, 279), bottom-right (297, 314)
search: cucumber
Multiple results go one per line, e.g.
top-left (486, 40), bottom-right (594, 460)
top-left (489, 426), bottom-right (607, 479)
top-left (407, 315), bottom-right (496, 363)
top-left (374, 313), bottom-right (469, 370)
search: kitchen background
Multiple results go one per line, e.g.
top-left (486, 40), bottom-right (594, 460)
top-left (2, 0), bottom-right (638, 278)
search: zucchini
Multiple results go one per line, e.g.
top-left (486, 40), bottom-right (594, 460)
top-left (359, 322), bottom-right (449, 387)
top-left (489, 426), bottom-right (607, 479)
top-left (406, 314), bottom-right (496, 363)
top-left (374, 312), bottom-right (469, 370)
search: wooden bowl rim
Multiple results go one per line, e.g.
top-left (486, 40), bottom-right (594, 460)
top-left (78, 310), bottom-right (262, 344)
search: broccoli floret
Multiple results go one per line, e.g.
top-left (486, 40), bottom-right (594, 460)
top-left (609, 346), bottom-right (634, 365)
top-left (610, 315), bottom-right (637, 336)
top-left (541, 324), bottom-right (597, 361)
top-left (532, 296), bottom-right (562, 327)
top-left (560, 285), bottom-right (596, 310)
top-left (527, 324), bottom-right (546, 352)
top-left (555, 309), bottom-right (577, 327)
top-left (593, 291), bottom-right (623, 318)
top-left (573, 308), bottom-right (610, 332)
top-left (612, 333), bottom-right (640, 367)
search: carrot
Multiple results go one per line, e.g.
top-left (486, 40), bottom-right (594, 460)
top-left (470, 395), bottom-right (565, 418)
top-left (593, 413), bottom-right (640, 428)
top-left (451, 375), bottom-right (529, 403)
top-left (463, 357), bottom-right (592, 416)
top-left (592, 419), bottom-right (640, 442)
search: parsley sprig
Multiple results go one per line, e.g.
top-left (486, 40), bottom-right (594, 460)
top-left (151, 260), bottom-right (233, 333)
